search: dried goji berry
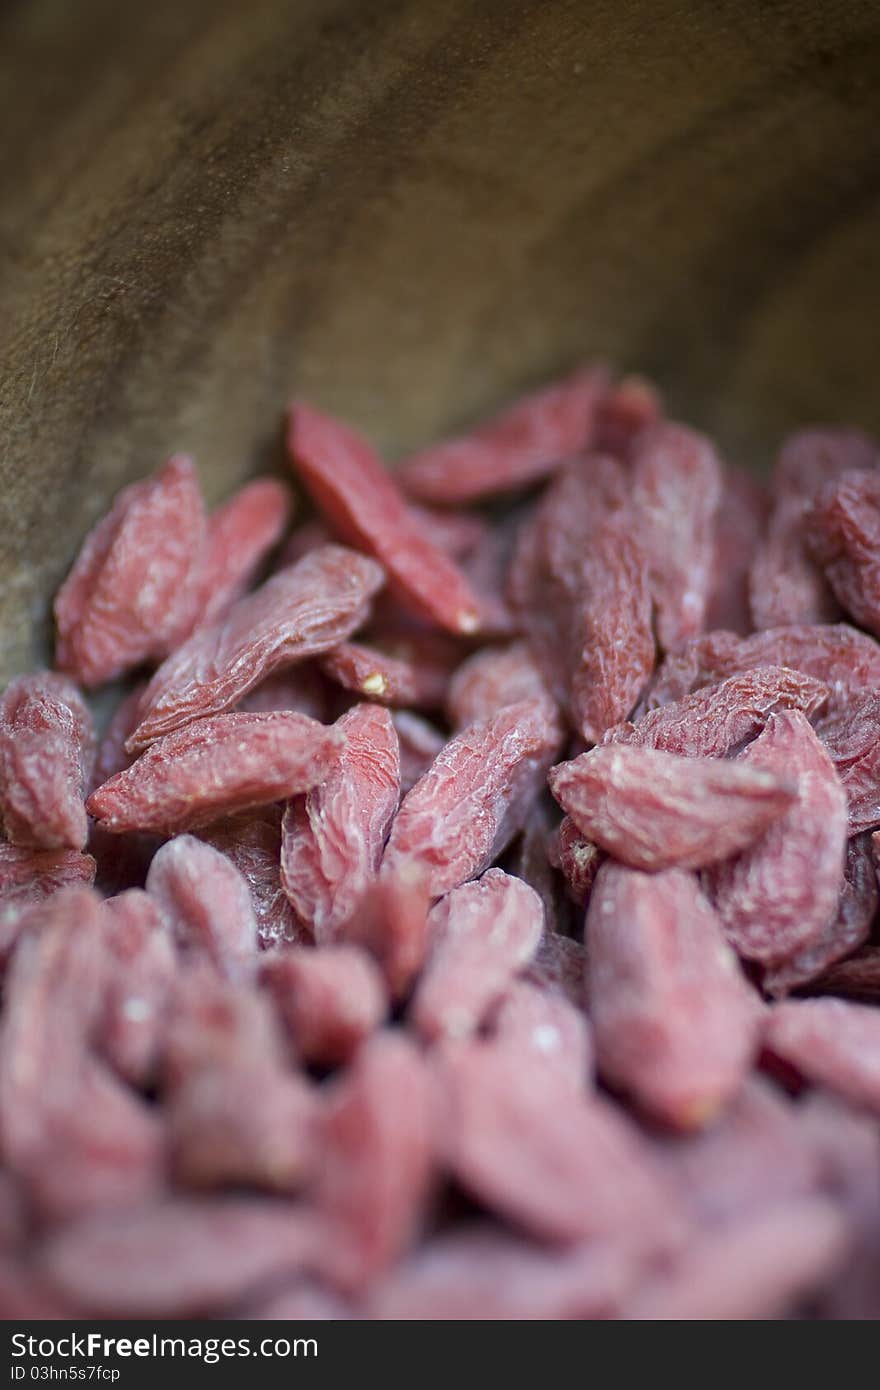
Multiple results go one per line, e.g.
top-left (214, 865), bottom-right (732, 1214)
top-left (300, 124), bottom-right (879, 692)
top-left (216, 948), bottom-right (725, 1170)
top-left (352, 864), bottom-right (431, 1002)
top-left (813, 692), bottom-right (880, 833)
top-left (652, 1077), bottom-right (820, 1228)
top-left (646, 622), bottom-right (880, 712)
top-left (609, 665), bottom-right (829, 758)
top-left (287, 404), bottom-right (483, 635)
top-left (397, 365), bottom-right (608, 504)
top-left (0, 888), bottom-right (164, 1222)
top-left (168, 1063), bottom-right (317, 1194)
top-left (281, 703), bottom-right (400, 942)
top-left (625, 1197), bottom-right (850, 1321)
top-left (311, 1032), bottom-right (437, 1291)
top-left (54, 454), bottom-right (206, 687)
top-left (763, 997), bottom-right (880, 1114)
top-left (764, 833), bottom-right (878, 997)
top-left (128, 544), bottom-right (384, 748)
top-left (89, 711), bottom-right (343, 835)
top-left (806, 470), bottom-right (880, 637)
top-left (550, 743), bottom-right (796, 872)
top-left (190, 477), bottom-right (292, 631)
top-left (368, 1225), bottom-right (636, 1321)
top-left (241, 1280), bottom-right (351, 1321)
top-left (594, 373), bottom-right (663, 460)
top-left (320, 630), bottom-right (461, 709)
top-left (39, 1198), bottom-right (316, 1316)
top-left (546, 817), bottom-right (602, 907)
top-left (409, 869), bottom-right (543, 1042)
top-left (511, 458), bottom-right (655, 740)
top-left (749, 515), bottom-right (840, 631)
top-left (162, 963), bottom-right (289, 1085)
top-left (98, 889), bottom-right (176, 1087)
top-left (747, 429), bottom-right (876, 632)
top-left (705, 468), bottom-right (767, 635)
top-left (445, 640), bottom-right (552, 730)
top-left (774, 427), bottom-right (878, 500)
top-left (708, 710), bottom-right (847, 964)
top-left (436, 1036), bottom-right (685, 1249)
top-left (629, 422), bottom-right (723, 652)
top-left (146, 835), bottom-right (259, 978)
top-left (586, 864), bottom-right (759, 1128)
top-left (261, 944), bottom-right (387, 1066)
top-left (198, 807), bottom-right (307, 948)
top-left (382, 698), bottom-right (562, 899)
top-left (0, 672), bottom-right (94, 851)
top-left (488, 979), bottom-right (593, 1091)
top-left (0, 842), bottom-right (95, 910)
top-left (391, 711), bottom-right (446, 795)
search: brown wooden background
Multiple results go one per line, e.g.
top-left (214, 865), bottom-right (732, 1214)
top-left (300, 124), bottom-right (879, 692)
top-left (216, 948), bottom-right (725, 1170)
top-left (1, 0), bottom-right (879, 679)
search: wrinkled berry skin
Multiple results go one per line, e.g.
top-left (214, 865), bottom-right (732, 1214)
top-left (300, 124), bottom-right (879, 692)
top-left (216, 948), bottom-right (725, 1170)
top-left (709, 711), bottom-right (847, 965)
top-left (129, 545), bottom-right (385, 749)
top-left (0, 672), bottom-right (94, 851)
top-left (89, 712), bottom-right (343, 835)
top-left (54, 454), bottom-right (206, 687)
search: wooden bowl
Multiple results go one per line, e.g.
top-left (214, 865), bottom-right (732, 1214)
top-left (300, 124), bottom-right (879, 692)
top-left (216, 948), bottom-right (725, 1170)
top-left (1, 0), bottom-right (879, 680)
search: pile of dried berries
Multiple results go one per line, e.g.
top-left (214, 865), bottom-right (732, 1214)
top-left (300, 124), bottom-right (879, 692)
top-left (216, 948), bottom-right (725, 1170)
top-left (2, 367), bottom-right (880, 1320)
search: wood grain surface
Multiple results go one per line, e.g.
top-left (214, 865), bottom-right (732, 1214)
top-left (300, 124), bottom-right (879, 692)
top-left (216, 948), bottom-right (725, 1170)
top-left (1, 0), bottom-right (879, 679)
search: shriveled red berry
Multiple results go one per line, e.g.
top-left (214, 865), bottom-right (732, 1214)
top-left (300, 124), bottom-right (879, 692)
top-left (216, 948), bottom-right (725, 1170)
top-left (587, 864), bottom-right (759, 1128)
top-left (764, 834), bottom-right (878, 997)
top-left (98, 889), bottom-right (176, 1087)
top-left (198, 808), bottom-right (307, 948)
top-left (489, 980), bottom-right (594, 1091)
top-left (764, 997), bottom-right (880, 1114)
top-left (287, 404), bottom-right (484, 635)
top-left (409, 870), bottom-right (544, 1042)
top-left (0, 672), bottom-right (94, 851)
top-left (281, 703), bottom-right (400, 942)
top-left (311, 1032), bottom-right (437, 1291)
top-left (89, 711), bottom-right (343, 835)
top-left (320, 630), bottom-right (461, 709)
top-left (146, 835), bottom-right (259, 978)
top-left (708, 710), bottom-right (847, 965)
top-left (547, 817), bottom-right (602, 907)
top-left (646, 623), bottom-right (880, 712)
top-left (397, 365), bottom-right (608, 504)
top-left (807, 470), bottom-right (880, 637)
top-left (436, 1037), bottom-right (685, 1249)
top-left (550, 743), bottom-right (795, 872)
top-left (446, 641), bottom-right (552, 730)
top-left (129, 544), bottom-right (384, 749)
top-left (368, 1224), bottom-right (635, 1321)
top-left (261, 944), bottom-right (387, 1065)
top-left (54, 454), bottom-right (206, 687)
top-left (191, 477), bottom-right (292, 631)
top-left (39, 1198), bottom-right (316, 1316)
top-left (382, 698), bottom-right (562, 899)
top-left (629, 422), bottom-right (723, 652)
top-left (608, 665), bottom-right (828, 758)
top-left (0, 843), bottom-right (96, 912)
top-left (0, 888), bottom-right (164, 1222)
